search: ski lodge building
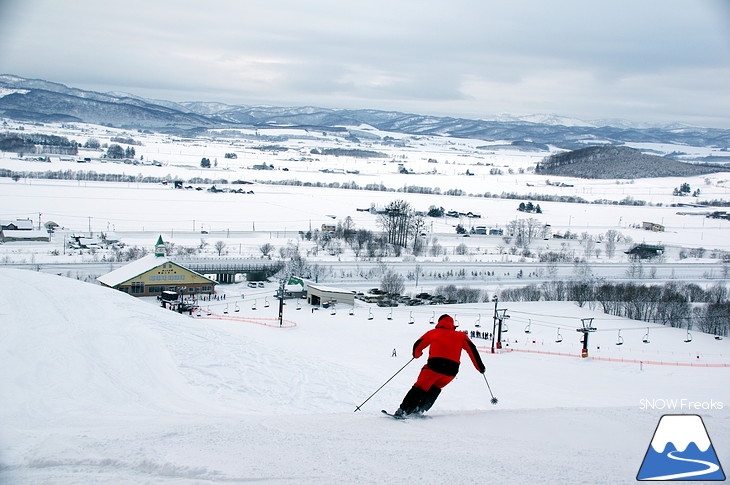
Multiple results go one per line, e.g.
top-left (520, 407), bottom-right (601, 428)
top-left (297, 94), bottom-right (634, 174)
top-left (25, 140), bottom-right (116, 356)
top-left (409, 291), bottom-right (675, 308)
top-left (306, 283), bottom-right (355, 308)
top-left (97, 236), bottom-right (217, 297)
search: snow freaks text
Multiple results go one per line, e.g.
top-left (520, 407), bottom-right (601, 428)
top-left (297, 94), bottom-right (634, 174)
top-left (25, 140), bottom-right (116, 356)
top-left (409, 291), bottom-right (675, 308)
top-left (639, 399), bottom-right (724, 411)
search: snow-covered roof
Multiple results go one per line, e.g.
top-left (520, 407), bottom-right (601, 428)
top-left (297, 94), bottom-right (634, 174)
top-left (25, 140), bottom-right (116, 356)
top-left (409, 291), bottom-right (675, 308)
top-left (1, 229), bottom-right (50, 240)
top-left (306, 283), bottom-right (354, 295)
top-left (96, 254), bottom-right (215, 287)
top-left (1, 219), bottom-right (34, 230)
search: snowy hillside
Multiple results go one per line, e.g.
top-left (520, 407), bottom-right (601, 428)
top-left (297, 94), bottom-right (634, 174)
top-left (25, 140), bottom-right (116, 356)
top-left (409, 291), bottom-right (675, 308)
top-left (1, 268), bottom-right (728, 484)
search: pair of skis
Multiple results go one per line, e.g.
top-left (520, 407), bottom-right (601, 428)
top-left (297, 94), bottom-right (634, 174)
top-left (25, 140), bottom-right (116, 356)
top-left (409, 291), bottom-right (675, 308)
top-left (380, 409), bottom-right (430, 420)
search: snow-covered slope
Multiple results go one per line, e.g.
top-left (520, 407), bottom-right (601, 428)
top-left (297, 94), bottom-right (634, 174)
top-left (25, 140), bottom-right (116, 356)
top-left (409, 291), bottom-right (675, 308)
top-left (0, 268), bottom-right (728, 484)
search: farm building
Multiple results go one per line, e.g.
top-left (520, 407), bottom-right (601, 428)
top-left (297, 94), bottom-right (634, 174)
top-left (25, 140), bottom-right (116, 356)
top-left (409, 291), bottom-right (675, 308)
top-left (306, 283), bottom-right (355, 308)
top-left (626, 244), bottom-right (665, 260)
top-left (642, 221), bottom-right (665, 232)
top-left (97, 236), bottom-right (217, 297)
top-left (0, 229), bottom-right (50, 242)
top-left (1, 218), bottom-right (34, 231)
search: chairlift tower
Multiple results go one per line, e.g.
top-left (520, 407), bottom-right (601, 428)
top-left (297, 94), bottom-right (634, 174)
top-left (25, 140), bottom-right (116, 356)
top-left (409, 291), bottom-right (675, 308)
top-left (491, 296), bottom-right (498, 353)
top-left (494, 309), bottom-right (510, 350)
top-left (576, 318), bottom-right (596, 358)
top-left (277, 277), bottom-right (286, 327)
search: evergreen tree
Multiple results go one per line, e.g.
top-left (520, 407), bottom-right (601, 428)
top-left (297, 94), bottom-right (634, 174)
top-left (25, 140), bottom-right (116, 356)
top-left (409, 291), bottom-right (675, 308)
top-left (106, 144), bottom-right (124, 159)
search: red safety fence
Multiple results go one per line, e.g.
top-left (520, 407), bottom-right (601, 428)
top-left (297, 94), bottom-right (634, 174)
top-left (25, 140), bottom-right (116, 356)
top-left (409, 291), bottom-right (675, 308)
top-left (194, 311), bottom-right (297, 328)
top-left (475, 346), bottom-right (730, 367)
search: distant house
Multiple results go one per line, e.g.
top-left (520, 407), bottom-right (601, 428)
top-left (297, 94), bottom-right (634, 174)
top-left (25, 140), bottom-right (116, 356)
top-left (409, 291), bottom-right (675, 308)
top-left (642, 221), bottom-right (665, 232)
top-left (626, 244), bottom-right (665, 260)
top-left (0, 229), bottom-right (50, 242)
top-left (44, 221), bottom-right (60, 233)
top-left (97, 236), bottom-right (217, 297)
top-left (1, 219), bottom-right (34, 231)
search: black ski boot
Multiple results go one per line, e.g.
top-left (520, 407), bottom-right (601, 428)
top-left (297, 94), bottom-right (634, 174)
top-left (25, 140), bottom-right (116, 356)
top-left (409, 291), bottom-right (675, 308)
top-left (418, 386), bottom-right (441, 413)
top-left (398, 386), bottom-right (426, 415)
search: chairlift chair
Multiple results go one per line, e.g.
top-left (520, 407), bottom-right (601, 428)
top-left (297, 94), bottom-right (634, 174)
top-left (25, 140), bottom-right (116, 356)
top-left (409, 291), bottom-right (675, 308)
top-left (642, 327), bottom-right (650, 343)
top-left (524, 319), bottom-right (532, 334)
top-left (616, 330), bottom-right (624, 346)
top-left (429, 311), bottom-right (435, 325)
top-left (715, 334), bottom-right (723, 341)
top-left (408, 312), bottom-right (414, 324)
top-left (475, 315), bottom-right (481, 328)
top-left (296, 300), bottom-right (302, 310)
top-left (349, 307), bottom-right (354, 316)
top-left (555, 328), bottom-right (563, 343)
top-left (387, 309), bottom-right (393, 321)
top-left (331, 307), bottom-right (336, 315)
top-left (368, 308), bottom-right (374, 321)
top-left (264, 297), bottom-right (270, 308)
top-left (234, 303), bottom-right (240, 313)
top-left (684, 330), bottom-right (693, 343)
top-left (252, 299), bottom-right (257, 311)
top-left (224, 304), bottom-right (229, 315)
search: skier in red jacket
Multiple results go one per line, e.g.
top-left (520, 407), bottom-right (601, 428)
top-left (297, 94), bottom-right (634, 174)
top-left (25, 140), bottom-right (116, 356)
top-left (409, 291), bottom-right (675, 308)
top-left (394, 314), bottom-right (485, 417)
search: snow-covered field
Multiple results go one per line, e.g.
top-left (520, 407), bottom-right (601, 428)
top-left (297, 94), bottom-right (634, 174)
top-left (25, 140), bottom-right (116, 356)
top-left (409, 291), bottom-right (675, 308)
top-left (1, 120), bottom-right (730, 483)
top-left (1, 268), bottom-right (728, 484)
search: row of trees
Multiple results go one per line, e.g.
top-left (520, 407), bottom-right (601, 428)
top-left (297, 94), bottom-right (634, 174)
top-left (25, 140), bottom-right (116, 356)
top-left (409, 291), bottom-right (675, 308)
top-left (500, 280), bottom-right (729, 336)
top-left (0, 133), bottom-right (78, 154)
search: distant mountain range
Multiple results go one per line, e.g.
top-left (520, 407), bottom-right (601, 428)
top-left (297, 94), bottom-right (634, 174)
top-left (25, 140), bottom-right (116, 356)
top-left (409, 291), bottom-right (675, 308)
top-left (2, 74), bottom-right (730, 150)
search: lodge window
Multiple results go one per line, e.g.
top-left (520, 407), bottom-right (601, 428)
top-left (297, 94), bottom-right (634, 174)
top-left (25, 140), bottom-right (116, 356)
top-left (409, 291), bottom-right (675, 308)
top-left (130, 282), bottom-right (145, 294)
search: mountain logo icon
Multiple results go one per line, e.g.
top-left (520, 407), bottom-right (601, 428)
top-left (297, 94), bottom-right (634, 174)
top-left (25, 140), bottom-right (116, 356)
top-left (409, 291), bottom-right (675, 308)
top-left (637, 414), bottom-right (726, 481)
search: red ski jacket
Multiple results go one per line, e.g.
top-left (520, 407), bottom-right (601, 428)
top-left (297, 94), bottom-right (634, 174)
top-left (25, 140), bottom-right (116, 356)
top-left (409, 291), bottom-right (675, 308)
top-left (412, 315), bottom-right (486, 376)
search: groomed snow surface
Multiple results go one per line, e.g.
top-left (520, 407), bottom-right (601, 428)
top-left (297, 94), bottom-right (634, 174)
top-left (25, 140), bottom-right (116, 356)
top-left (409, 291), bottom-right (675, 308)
top-left (1, 268), bottom-right (728, 484)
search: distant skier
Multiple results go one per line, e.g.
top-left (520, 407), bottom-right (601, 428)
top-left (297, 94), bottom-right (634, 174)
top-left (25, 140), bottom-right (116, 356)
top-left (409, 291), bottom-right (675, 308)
top-left (393, 314), bottom-right (485, 417)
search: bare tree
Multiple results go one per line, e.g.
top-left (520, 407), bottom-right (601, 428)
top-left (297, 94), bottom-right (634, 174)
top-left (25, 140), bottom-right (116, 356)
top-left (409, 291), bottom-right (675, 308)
top-left (380, 270), bottom-right (405, 295)
top-left (604, 229), bottom-right (618, 259)
top-left (508, 217), bottom-right (541, 248)
top-left (351, 229), bottom-right (372, 258)
top-left (214, 240), bottom-right (227, 256)
top-left (260, 243), bottom-right (275, 258)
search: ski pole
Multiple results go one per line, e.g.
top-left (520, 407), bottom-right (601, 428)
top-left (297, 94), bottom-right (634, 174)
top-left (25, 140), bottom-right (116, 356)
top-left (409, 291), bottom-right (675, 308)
top-left (354, 357), bottom-right (414, 412)
top-left (483, 373), bottom-right (499, 405)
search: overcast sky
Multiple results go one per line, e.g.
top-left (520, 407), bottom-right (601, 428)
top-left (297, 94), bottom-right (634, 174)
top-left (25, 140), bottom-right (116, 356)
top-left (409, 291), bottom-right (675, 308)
top-left (1, 0), bottom-right (730, 128)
